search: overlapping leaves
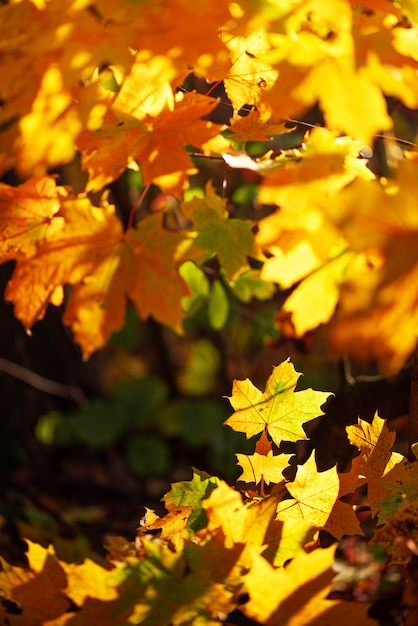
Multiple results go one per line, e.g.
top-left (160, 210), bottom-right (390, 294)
top-left (1, 361), bottom-right (412, 625)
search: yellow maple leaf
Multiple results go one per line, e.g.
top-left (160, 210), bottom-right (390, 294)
top-left (201, 481), bottom-right (278, 550)
top-left (322, 157), bottom-right (418, 373)
top-left (224, 29), bottom-right (278, 112)
top-left (0, 545), bottom-right (70, 625)
top-left (225, 358), bottom-right (332, 447)
top-left (262, 516), bottom-right (315, 567)
top-left (279, 251), bottom-right (353, 336)
top-left (112, 51), bottom-right (177, 120)
top-left (346, 413), bottom-right (405, 516)
top-left (294, 60), bottom-right (392, 143)
top-left (236, 451), bottom-right (293, 486)
top-left (242, 546), bottom-right (375, 626)
top-left (276, 452), bottom-right (340, 529)
top-left (143, 504), bottom-right (192, 552)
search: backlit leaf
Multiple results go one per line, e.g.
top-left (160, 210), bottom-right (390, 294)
top-left (236, 451), bottom-right (293, 486)
top-left (5, 198), bottom-right (190, 356)
top-left (242, 546), bottom-right (375, 626)
top-left (181, 183), bottom-right (254, 280)
top-left (276, 452), bottom-right (340, 529)
top-left (225, 358), bottom-right (332, 447)
top-left (346, 413), bottom-right (405, 516)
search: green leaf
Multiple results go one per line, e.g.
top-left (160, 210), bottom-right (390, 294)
top-left (230, 269), bottom-right (276, 302)
top-left (112, 375), bottom-right (169, 427)
top-left (208, 279), bottom-right (229, 330)
top-left (157, 398), bottom-right (229, 448)
top-left (180, 183), bottom-right (254, 280)
top-left (125, 434), bottom-right (171, 477)
top-left (163, 469), bottom-right (221, 535)
top-left (179, 261), bottom-right (209, 316)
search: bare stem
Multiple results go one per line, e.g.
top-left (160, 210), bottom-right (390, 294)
top-left (0, 356), bottom-right (85, 405)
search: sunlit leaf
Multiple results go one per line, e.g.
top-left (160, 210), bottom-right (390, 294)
top-left (276, 452), bottom-right (340, 529)
top-left (225, 358), bottom-right (332, 447)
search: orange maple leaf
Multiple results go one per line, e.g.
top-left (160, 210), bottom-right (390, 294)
top-left (5, 192), bottom-right (190, 356)
top-left (78, 92), bottom-right (220, 192)
top-left (0, 176), bottom-right (64, 262)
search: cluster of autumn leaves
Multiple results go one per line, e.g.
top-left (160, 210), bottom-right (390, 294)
top-left (0, 0), bottom-right (417, 372)
top-left (2, 359), bottom-right (418, 624)
top-left (1, 0), bottom-right (418, 623)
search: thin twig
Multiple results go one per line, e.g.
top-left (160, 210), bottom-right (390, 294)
top-left (0, 356), bottom-right (85, 404)
top-left (342, 355), bottom-right (386, 386)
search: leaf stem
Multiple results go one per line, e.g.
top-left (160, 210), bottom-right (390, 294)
top-left (127, 182), bottom-right (151, 230)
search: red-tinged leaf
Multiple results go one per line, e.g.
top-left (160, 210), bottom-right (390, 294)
top-left (225, 358), bottom-right (331, 447)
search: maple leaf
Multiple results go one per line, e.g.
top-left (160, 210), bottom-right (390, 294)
top-left (276, 452), bottom-right (340, 529)
top-left (294, 60), bottom-right (392, 144)
top-left (17, 66), bottom-right (82, 175)
top-left (129, 0), bottom-right (233, 80)
top-left (345, 413), bottom-right (405, 516)
top-left (144, 505), bottom-right (192, 553)
top-left (225, 358), bottom-right (331, 447)
top-left (279, 251), bottom-right (354, 337)
top-left (242, 546), bottom-right (375, 626)
top-left (0, 176), bottom-right (65, 262)
top-left (201, 481), bottom-right (279, 550)
top-left (78, 92), bottom-right (220, 192)
top-left (236, 451), bottom-right (293, 486)
top-left (180, 183), bottom-right (254, 280)
top-left (321, 157), bottom-right (418, 374)
top-left (109, 533), bottom-right (243, 626)
top-left (5, 197), bottom-right (190, 357)
top-left (0, 542), bottom-right (70, 624)
top-left (262, 517), bottom-right (315, 567)
top-left (228, 109), bottom-right (290, 143)
top-left (0, 541), bottom-right (117, 625)
top-left (223, 29), bottom-right (278, 112)
top-left (161, 469), bottom-right (220, 536)
top-left (324, 499), bottom-right (364, 540)
top-left (110, 51), bottom-right (177, 121)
